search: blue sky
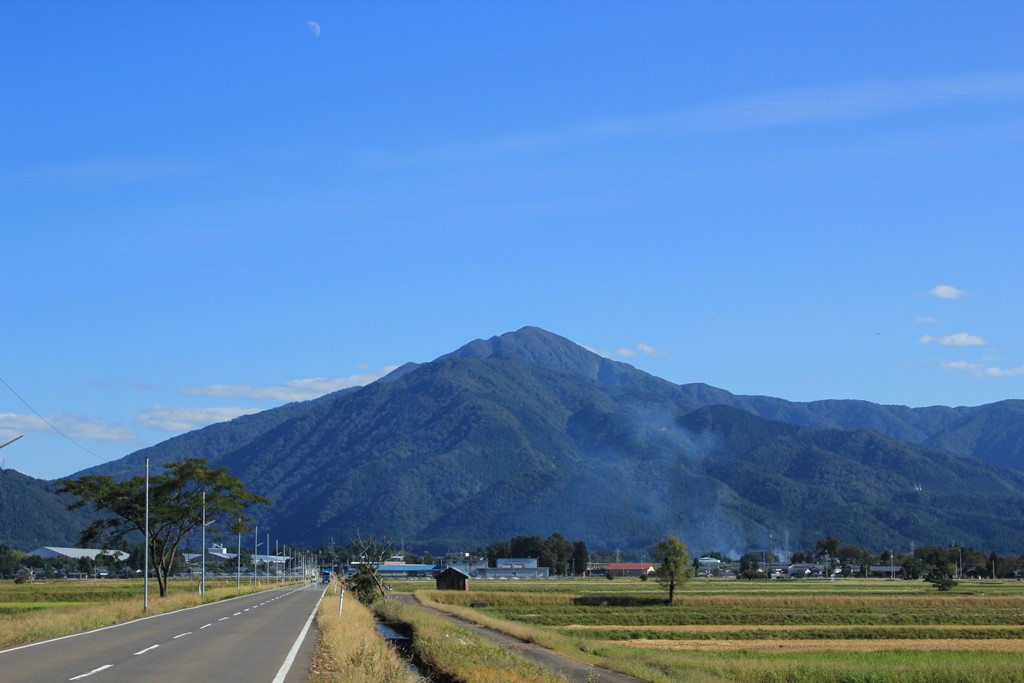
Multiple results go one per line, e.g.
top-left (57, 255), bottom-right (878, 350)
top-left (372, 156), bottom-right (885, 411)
top-left (2, 1), bottom-right (1023, 480)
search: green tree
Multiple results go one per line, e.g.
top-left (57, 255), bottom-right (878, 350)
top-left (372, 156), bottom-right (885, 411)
top-left (654, 535), bottom-right (691, 604)
top-left (58, 458), bottom-right (269, 598)
top-left (571, 540), bottom-right (589, 576)
top-left (545, 533), bottom-right (574, 575)
top-left (815, 536), bottom-right (839, 562)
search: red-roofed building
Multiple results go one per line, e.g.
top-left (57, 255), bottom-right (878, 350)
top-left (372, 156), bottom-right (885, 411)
top-left (608, 562), bottom-right (655, 577)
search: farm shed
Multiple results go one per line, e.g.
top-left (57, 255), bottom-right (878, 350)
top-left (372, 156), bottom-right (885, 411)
top-left (435, 566), bottom-right (470, 591)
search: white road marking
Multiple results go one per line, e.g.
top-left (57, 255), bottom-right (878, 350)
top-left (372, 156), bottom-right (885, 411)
top-left (69, 664), bottom-right (113, 680)
top-left (133, 644), bottom-right (159, 655)
top-left (174, 632), bottom-right (192, 639)
top-left (233, 612), bottom-right (242, 616)
top-left (218, 616), bottom-right (230, 621)
top-left (200, 623), bottom-right (212, 629)
top-left (271, 586), bottom-right (328, 683)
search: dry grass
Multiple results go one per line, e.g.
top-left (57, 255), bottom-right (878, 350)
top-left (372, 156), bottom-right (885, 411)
top-left (309, 589), bottom-right (416, 683)
top-left (375, 597), bottom-right (567, 683)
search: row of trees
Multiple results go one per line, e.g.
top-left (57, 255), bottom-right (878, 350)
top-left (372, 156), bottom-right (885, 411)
top-left (474, 533), bottom-right (590, 576)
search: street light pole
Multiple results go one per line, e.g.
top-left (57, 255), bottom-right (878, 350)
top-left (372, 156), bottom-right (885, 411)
top-left (144, 457), bottom-right (149, 613)
top-left (201, 491), bottom-right (206, 597)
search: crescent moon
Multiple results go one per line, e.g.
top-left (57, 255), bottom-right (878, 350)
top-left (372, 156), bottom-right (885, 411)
top-left (307, 21), bottom-right (321, 39)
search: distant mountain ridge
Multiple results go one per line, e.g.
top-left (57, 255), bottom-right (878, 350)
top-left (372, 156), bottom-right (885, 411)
top-left (4, 326), bottom-right (1023, 553)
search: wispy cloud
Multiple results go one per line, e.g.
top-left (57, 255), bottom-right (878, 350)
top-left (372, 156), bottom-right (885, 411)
top-left (941, 361), bottom-right (983, 372)
top-left (920, 332), bottom-right (986, 346)
top-left (12, 158), bottom-right (208, 187)
top-left (183, 367), bottom-right (397, 403)
top-left (929, 284), bottom-right (967, 299)
top-left (364, 72), bottom-right (1024, 167)
top-left (940, 361), bottom-right (1024, 378)
top-left (614, 343), bottom-right (667, 359)
top-left (135, 405), bottom-right (262, 433)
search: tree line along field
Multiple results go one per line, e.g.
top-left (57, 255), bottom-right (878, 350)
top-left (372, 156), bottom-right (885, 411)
top-left (408, 577), bottom-right (1024, 683)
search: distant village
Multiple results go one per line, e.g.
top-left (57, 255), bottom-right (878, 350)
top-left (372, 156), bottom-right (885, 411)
top-left (9, 543), bottom-right (1022, 585)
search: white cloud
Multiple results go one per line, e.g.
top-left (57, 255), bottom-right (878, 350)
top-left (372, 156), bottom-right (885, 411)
top-left (914, 315), bottom-right (939, 325)
top-left (637, 343), bottom-right (668, 358)
top-left (615, 348), bottom-right (636, 358)
top-left (0, 413), bottom-right (49, 431)
top-left (940, 361), bottom-right (982, 371)
top-left (183, 367), bottom-right (398, 403)
top-left (920, 332), bottom-right (985, 346)
top-left (0, 412), bottom-right (136, 443)
top-left (581, 344), bottom-right (613, 359)
top-left (135, 405), bottom-right (263, 432)
top-left (929, 284), bottom-right (967, 299)
top-left (938, 332), bottom-right (985, 346)
top-left (983, 366), bottom-right (1024, 377)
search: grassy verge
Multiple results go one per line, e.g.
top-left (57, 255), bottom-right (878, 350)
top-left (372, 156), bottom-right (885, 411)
top-left (0, 578), bottom-right (299, 649)
top-left (308, 587), bottom-right (416, 683)
top-left (373, 597), bottom-right (567, 683)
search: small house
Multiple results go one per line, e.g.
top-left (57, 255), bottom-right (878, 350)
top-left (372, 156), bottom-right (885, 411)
top-left (435, 566), bottom-right (469, 591)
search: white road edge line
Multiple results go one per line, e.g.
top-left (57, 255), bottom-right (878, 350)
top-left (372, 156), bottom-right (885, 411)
top-left (69, 664), bottom-right (113, 680)
top-left (0, 587), bottom-right (281, 655)
top-left (133, 644), bottom-right (159, 656)
top-left (271, 586), bottom-right (327, 683)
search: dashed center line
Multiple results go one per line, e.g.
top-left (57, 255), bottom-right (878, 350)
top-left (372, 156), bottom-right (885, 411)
top-left (218, 616), bottom-right (230, 621)
top-left (69, 664), bottom-right (113, 680)
top-left (200, 623), bottom-right (213, 629)
top-left (174, 632), bottom-right (192, 639)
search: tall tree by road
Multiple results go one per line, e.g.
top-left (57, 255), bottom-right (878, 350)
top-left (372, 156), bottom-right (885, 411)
top-left (58, 458), bottom-right (269, 597)
top-left (654, 535), bottom-right (691, 604)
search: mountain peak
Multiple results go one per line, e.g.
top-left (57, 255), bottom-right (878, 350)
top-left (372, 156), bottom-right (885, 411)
top-left (445, 326), bottom-right (639, 386)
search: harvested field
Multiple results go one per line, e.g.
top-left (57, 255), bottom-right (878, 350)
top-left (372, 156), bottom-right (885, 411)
top-left (625, 638), bottom-right (1024, 652)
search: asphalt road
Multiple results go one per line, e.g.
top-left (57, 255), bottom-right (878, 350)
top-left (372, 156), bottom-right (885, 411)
top-left (0, 582), bottom-right (326, 683)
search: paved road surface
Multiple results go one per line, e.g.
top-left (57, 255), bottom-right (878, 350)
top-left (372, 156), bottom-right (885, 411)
top-left (0, 583), bottom-right (325, 683)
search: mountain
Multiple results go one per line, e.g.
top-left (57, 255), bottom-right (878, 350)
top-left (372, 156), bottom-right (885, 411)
top-left (15, 326), bottom-right (1024, 554)
top-left (0, 468), bottom-right (94, 550)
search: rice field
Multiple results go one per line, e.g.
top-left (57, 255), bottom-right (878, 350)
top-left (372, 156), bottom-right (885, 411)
top-left (416, 577), bottom-right (1024, 683)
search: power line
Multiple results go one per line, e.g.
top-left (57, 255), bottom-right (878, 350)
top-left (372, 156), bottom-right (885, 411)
top-left (0, 373), bottom-right (111, 464)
